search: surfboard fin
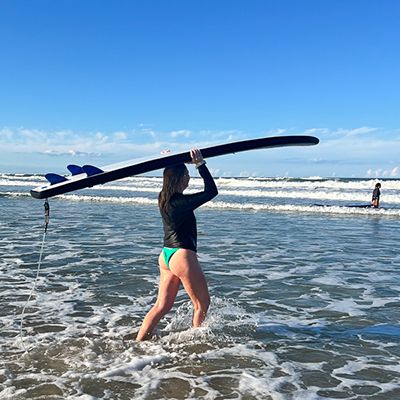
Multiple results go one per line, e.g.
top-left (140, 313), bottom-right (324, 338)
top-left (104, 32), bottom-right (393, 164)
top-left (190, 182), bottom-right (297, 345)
top-left (67, 164), bottom-right (85, 175)
top-left (83, 165), bottom-right (104, 176)
top-left (45, 173), bottom-right (68, 185)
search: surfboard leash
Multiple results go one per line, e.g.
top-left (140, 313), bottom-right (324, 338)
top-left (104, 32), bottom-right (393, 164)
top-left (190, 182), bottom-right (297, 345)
top-left (19, 199), bottom-right (50, 352)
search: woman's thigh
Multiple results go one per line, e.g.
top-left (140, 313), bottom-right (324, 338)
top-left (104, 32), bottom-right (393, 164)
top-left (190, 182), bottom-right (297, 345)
top-left (169, 249), bottom-right (209, 304)
top-left (156, 252), bottom-right (181, 308)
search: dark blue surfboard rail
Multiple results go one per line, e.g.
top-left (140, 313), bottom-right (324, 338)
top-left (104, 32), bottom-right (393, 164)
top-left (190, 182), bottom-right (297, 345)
top-left (30, 135), bottom-right (319, 199)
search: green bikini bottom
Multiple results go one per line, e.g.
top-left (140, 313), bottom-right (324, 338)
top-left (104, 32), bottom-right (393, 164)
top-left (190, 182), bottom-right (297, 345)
top-left (162, 247), bottom-right (180, 269)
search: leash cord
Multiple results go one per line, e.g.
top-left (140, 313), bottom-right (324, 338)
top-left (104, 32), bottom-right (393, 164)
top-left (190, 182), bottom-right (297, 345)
top-left (19, 199), bottom-right (50, 351)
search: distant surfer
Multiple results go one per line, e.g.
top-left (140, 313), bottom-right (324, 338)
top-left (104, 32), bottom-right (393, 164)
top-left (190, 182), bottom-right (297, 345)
top-left (371, 182), bottom-right (381, 208)
top-left (135, 149), bottom-right (218, 341)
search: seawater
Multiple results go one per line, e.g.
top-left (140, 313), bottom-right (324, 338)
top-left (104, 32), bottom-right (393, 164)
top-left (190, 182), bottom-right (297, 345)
top-left (1, 174), bottom-right (400, 399)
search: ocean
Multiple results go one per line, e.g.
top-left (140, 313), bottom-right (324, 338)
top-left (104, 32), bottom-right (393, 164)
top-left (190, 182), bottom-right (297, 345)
top-left (1, 173), bottom-right (400, 399)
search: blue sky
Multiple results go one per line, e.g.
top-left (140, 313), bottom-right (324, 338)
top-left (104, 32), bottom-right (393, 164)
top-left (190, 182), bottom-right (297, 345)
top-left (1, 0), bottom-right (399, 177)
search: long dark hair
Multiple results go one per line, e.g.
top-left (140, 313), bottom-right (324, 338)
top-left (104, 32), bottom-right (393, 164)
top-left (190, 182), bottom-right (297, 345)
top-left (158, 163), bottom-right (187, 212)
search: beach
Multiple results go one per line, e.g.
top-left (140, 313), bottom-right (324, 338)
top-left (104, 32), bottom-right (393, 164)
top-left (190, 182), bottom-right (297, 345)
top-left (1, 173), bottom-right (400, 399)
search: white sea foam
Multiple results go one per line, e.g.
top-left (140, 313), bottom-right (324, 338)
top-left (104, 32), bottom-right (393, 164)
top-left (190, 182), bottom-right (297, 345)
top-left (5, 190), bottom-right (400, 218)
top-left (4, 174), bottom-right (400, 210)
top-left (88, 184), bottom-right (400, 204)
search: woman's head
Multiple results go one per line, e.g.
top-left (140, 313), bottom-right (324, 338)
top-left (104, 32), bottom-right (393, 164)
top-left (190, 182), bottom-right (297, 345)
top-left (159, 164), bottom-right (189, 211)
top-left (375, 182), bottom-right (381, 188)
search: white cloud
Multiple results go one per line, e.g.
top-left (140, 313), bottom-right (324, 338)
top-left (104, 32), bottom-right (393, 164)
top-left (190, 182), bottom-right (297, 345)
top-left (367, 169), bottom-right (378, 177)
top-left (308, 126), bottom-right (380, 140)
top-left (114, 131), bottom-right (127, 141)
top-left (20, 128), bottom-right (48, 141)
top-left (0, 127), bottom-right (14, 140)
top-left (198, 130), bottom-right (242, 143)
top-left (1, 127), bottom-right (48, 143)
top-left (43, 149), bottom-right (101, 157)
top-left (138, 128), bottom-right (157, 139)
top-left (239, 170), bottom-right (257, 177)
top-left (367, 166), bottom-right (399, 178)
top-left (266, 128), bottom-right (287, 135)
top-left (171, 130), bottom-right (192, 138)
top-left (332, 126), bottom-right (380, 138)
top-left (95, 132), bottom-right (109, 143)
top-left (304, 128), bottom-right (329, 135)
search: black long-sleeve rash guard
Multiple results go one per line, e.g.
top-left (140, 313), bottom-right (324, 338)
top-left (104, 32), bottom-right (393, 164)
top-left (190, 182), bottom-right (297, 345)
top-left (160, 164), bottom-right (218, 252)
top-left (372, 187), bottom-right (380, 200)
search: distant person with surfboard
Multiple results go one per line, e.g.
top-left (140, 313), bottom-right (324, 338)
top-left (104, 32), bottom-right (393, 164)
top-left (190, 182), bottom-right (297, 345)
top-left (136, 149), bottom-right (218, 341)
top-left (371, 182), bottom-right (381, 208)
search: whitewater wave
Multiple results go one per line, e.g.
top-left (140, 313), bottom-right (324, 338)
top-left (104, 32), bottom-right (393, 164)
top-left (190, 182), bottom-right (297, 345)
top-left (4, 191), bottom-right (399, 217)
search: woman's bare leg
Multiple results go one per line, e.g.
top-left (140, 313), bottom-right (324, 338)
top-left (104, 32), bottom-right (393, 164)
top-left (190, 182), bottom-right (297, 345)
top-left (136, 249), bottom-right (209, 340)
top-left (136, 253), bottom-right (180, 341)
top-left (169, 249), bottom-right (210, 327)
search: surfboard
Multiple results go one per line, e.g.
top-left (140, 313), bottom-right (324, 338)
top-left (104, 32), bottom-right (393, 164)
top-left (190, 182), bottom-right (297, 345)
top-left (30, 135), bottom-right (319, 199)
top-left (346, 204), bottom-right (374, 208)
top-left (314, 203), bottom-right (375, 209)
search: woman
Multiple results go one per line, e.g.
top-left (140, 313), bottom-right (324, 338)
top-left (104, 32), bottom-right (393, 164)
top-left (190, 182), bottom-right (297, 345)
top-left (136, 149), bottom-right (218, 341)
